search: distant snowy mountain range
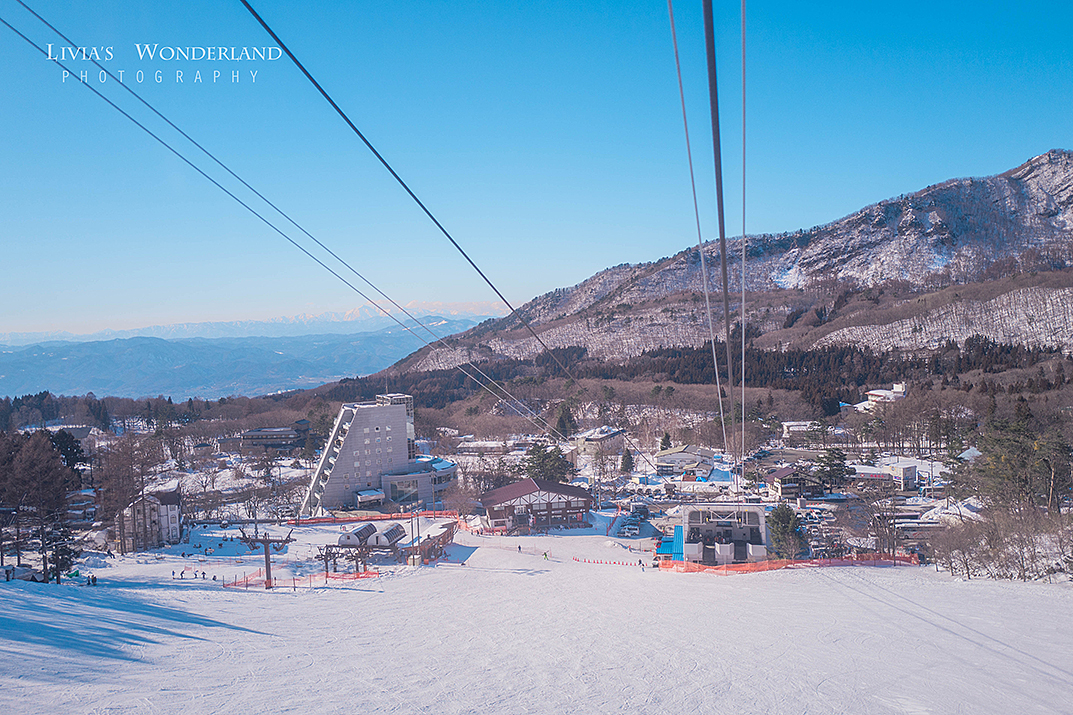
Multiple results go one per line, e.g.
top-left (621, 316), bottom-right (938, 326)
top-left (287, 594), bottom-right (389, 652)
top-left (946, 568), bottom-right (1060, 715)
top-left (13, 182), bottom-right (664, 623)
top-left (0, 315), bottom-right (488, 399)
top-left (0, 302), bottom-right (505, 347)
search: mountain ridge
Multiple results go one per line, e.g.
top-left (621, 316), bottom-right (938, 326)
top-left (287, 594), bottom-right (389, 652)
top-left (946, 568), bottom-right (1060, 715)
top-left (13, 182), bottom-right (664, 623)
top-left (393, 150), bottom-right (1073, 373)
top-left (0, 302), bottom-right (505, 347)
top-left (0, 317), bottom-right (482, 399)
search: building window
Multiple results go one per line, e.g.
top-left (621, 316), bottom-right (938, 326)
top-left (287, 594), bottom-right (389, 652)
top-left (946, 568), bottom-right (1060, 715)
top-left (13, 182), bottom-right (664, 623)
top-left (390, 479), bottom-right (419, 504)
top-left (363, 427), bottom-right (370, 433)
top-left (552, 501), bottom-right (566, 509)
top-left (375, 426), bottom-right (380, 432)
top-left (376, 437), bottom-right (381, 443)
top-left (386, 435), bottom-right (392, 442)
top-left (514, 506), bottom-right (527, 514)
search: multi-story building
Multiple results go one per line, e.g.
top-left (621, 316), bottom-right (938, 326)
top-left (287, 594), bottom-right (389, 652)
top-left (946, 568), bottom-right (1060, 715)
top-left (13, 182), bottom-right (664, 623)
top-left (112, 488), bottom-right (182, 553)
top-left (239, 419), bottom-right (310, 452)
top-left (570, 425), bottom-right (625, 456)
top-left (300, 394), bottom-right (457, 515)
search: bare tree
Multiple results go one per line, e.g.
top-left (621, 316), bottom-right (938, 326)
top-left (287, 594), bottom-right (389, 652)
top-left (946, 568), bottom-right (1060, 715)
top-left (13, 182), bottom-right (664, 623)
top-left (98, 434), bottom-right (162, 553)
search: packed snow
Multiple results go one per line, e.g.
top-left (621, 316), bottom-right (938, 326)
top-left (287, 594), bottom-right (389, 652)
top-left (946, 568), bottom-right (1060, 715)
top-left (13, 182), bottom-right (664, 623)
top-left (2, 520), bottom-right (1072, 714)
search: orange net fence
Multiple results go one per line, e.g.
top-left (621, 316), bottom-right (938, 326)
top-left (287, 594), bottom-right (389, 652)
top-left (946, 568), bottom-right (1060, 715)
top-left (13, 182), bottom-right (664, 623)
top-left (223, 567), bottom-right (381, 589)
top-left (573, 556), bottom-right (642, 567)
top-left (222, 568), bottom-right (264, 588)
top-left (656, 553), bottom-right (919, 575)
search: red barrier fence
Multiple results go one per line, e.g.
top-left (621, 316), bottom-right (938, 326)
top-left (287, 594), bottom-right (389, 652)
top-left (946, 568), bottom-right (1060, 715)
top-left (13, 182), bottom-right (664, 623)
top-left (656, 552), bottom-right (919, 575)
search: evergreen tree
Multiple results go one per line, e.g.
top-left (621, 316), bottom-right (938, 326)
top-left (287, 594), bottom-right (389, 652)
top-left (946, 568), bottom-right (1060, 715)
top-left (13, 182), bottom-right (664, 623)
top-left (554, 404), bottom-right (578, 438)
top-left (767, 503), bottom-right (804, 559)
top-left (522, 443), bottom-right (577, 483)
top-left (814, 448), bottom-right (851, 490)
top-left (660, 432), bottom-right (672, 451)
top-left (45, 525), bottom-right (81, 584)
top-left (49, 430), bottom-right (86, 469)
top-left (620, 450), bottom-right (635, 474)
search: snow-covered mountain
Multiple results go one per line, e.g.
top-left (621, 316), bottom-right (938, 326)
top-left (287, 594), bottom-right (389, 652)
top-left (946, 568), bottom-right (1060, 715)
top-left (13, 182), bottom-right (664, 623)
top-left (397, 151), bottom-right (1073, 371)
top-left (512, 149), bottom-right (1073, 319)
top-left (0, 302), bottom-right (505, 347)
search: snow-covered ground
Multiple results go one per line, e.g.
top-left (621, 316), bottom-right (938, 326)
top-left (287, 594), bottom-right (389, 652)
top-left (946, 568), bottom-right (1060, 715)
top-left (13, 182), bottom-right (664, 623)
top-left (3, 522), bottom-right (1072, 714)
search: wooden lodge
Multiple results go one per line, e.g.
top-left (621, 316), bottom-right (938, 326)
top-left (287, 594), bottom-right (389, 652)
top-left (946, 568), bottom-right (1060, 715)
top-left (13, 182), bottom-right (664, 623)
top-left (479, 478), bottom-right (593, 531)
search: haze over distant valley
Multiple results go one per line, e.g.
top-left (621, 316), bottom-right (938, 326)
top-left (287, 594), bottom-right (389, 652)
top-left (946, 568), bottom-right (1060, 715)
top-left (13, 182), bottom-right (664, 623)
top-left (0, 313), bottom-right (488, 400)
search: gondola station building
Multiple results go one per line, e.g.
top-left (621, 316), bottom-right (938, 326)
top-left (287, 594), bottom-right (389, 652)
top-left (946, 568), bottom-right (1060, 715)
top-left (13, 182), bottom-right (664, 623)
top-left (479, 478), bottom-right (593, 531)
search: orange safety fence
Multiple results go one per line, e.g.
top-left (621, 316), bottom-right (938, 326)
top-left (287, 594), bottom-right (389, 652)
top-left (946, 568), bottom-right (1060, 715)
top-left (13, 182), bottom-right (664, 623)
top-left (573, 556), bottom-right (641, 567)
top-left (222, 568), bottom-right (264, 588)
top-left (657, 552), bottom-right (919, 575)
top-left (223, 567), bottom-right (381, 590)
top-left (455, 519), bottom-right (508, 536)
top-left (605, 505), bottom-right (623, 536)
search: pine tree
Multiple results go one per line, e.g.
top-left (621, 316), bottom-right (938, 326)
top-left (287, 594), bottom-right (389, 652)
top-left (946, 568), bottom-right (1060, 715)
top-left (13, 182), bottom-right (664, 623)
top-left (767, 503), bottom-right (804, 559)
top-left (814, 448), bottom-right (851, 490)
top-left (554, 404), bottom-right (578, 438)
top-left (660, 432), bottom-right (672, 451)
top-left (522, 443), bottom-right (577, 483)
top-left (620, 450), bottom-right (635, 474)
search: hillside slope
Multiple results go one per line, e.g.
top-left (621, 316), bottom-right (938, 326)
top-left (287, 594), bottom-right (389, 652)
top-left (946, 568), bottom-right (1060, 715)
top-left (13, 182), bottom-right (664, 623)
top-left (396, 151), bottom-right (1073, 372)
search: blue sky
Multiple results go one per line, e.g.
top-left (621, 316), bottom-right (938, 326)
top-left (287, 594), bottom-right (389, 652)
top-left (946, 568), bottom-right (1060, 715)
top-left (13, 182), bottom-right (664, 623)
top-left (2, 0), bottom-right (1071, 334)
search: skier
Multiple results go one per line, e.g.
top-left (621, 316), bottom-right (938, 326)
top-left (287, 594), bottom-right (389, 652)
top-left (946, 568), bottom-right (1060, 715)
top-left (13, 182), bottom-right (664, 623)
top-left (518, 545), bottom-right (522, 553)
top-left (543, 551), bottom-right (548, 560)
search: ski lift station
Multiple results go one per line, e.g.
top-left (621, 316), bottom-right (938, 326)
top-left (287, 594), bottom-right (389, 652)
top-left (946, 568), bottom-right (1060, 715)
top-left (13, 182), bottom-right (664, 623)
top-left (656, 504), bottom-right (770, 565)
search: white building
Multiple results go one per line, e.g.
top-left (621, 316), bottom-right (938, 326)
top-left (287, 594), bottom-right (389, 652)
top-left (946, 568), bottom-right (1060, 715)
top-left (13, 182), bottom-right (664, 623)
top-left (848, 462), bottom-right (918, 491)
top-left (113, 489), bottom-right (182, 553)
top-left (655, 445), bottom-right (716, 475)
top-left (300, 394), bottom-right (457, 515)
top-left (571, 425), bottom-right (625, 456)
top-left (854, 383), bottom-right (907, 412)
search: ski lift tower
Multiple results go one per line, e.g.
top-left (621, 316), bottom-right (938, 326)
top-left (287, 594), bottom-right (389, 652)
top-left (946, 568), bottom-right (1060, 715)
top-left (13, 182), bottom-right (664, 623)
top-left (238, 527), bottom-right (295, 589)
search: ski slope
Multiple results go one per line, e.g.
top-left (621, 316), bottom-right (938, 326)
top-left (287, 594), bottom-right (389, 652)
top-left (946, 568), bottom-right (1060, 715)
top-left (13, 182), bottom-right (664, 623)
top-left (2, 524), bottom-right (1071, 714)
